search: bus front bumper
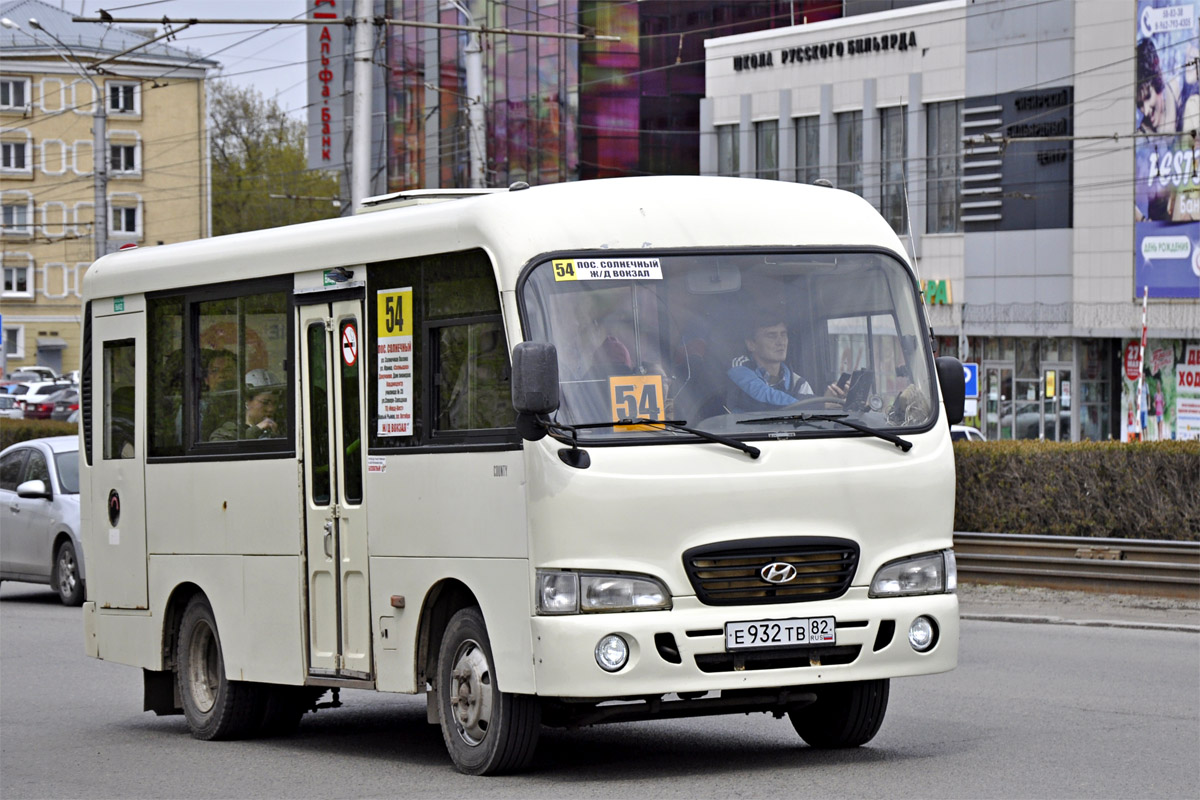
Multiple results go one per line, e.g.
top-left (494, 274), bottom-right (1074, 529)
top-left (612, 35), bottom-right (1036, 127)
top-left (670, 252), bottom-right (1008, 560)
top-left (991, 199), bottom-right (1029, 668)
top-left (528, 589), bottom-right (958, 699)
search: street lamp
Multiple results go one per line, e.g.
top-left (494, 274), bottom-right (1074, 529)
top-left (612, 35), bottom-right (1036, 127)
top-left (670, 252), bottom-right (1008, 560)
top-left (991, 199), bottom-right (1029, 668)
top-left (2, 16), bottom-right (108, 260)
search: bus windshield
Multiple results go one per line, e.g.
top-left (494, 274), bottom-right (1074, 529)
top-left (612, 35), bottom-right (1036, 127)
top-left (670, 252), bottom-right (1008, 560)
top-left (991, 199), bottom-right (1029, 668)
top-left (520, 250), bottom-right (937, 441)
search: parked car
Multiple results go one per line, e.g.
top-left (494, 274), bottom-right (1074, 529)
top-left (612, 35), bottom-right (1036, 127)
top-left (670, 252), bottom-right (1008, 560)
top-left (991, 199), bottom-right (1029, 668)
top-left (950, 424), bottom-right (986, 442)
top-left (0, 395), bottom-right (22, 420)
top-left (48, 388), bottom-right (80, 421)
top-left (0, 436), bottom-right (85, 605)
top-left (6, 366), bottom-right (57, 381)
top-left (14, 381), bottom-right (74, 418)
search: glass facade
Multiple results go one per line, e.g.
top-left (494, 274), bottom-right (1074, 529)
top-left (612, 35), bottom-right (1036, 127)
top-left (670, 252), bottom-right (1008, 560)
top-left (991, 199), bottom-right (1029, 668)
top-left (795, 115), bottom-right (820, 185)
top-left (880, 105), bottom-right (907, 233)
top-left (384, 1), bottom-right (839, 190)
top-left (755, 119), bottom-right (778, 179)
top-left (836, 110), bottom-right (863, 196)
top-left (926, 100), bottom-right (963, 233)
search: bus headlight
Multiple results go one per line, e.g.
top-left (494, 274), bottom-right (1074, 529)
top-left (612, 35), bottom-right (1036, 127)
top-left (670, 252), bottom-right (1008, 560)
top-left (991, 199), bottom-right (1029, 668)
top-left (537, 571), bottom-right (671, 614)
top-left (868, 550), bottom-right (956, 597)
top-left (595, 634), bottom-right (630, 671)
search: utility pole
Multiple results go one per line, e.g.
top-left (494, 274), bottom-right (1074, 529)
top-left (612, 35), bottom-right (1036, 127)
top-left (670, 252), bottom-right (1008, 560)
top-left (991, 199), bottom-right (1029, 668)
top-left (350, 0), bottom-right (373, 211)
top-left (445, 1), bottom-right (485, 188)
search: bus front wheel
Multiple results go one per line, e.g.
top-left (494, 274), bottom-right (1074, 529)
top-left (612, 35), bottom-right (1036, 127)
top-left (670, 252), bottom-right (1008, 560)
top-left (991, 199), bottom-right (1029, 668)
top-left (787, 678), bottom-right (889, 748)
top-left (435, 607), bottom-right (541, 775)
top-left (176, 595), bottom-right (263, 740)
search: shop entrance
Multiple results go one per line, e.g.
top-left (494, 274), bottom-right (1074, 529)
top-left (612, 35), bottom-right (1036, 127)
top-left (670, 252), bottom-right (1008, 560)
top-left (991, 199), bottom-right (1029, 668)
top-left (1041, 365), bottom-right (1072, 441)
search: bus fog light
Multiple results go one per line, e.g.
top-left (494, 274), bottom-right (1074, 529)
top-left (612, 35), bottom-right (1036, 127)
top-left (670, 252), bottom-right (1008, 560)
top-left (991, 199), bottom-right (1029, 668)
top-left (908, 616), bottom-right (937, 652)
top-left (595, 634), bottom-right (629, 672)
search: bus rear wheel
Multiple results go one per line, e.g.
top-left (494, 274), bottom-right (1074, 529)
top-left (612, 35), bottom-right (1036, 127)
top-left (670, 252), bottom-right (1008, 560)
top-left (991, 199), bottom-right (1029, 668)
top-left (176, 595), bottom-right (263, 740)
top-left (787, 678), bottom-right (889, 748)
top-left (435, 607), bottom-right (541, 775)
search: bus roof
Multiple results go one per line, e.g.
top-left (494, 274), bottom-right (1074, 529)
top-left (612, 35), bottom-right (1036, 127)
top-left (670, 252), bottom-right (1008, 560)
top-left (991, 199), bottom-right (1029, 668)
top-left (81, 176), bottom-right (909, 300)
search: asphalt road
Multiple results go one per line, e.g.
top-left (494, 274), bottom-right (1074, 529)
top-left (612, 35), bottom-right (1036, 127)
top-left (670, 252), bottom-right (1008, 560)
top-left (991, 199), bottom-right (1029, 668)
top-left (1, 580), bottom-right (1197, 799)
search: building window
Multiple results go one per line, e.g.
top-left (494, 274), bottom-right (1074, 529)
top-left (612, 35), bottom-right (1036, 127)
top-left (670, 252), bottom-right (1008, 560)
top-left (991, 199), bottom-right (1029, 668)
top-left (926, 100), bottom-right (963, 233)
top-left (1, 78), bottom-right (30, 111)
top-left (3, 261), bottom-right (33, 297)
top-left (755, 120), bottom-right (778, 179)
top-left (108, 83), bottom-right (138, 114)
top-left (111, 206), bottom-right (138, 235)
top-left (716, 124), bottom-right (739, 176)
top-left (110, 144), bottom-right (137, 173)
top-left (836, 110), bottom-right (863, 196)
top-left (795, 116), bottom-right (820, 185)
top-left (2, 324), bottom-right (23, 358)
top-left (2, 198), bottom-right (32, 235)
top-left (880, 106), bottom-right (908, 233)
top-left (1, 141), bottom-right (28, 171)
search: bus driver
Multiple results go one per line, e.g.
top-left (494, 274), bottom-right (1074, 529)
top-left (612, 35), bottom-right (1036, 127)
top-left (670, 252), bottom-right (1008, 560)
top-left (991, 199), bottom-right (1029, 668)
top-left (725, 313), bottom-right (845, 413)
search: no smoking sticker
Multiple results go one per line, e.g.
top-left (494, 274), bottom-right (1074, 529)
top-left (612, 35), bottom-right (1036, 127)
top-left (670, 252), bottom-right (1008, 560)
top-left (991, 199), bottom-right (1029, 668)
top-left (342, 323), bottom-right (358, 367)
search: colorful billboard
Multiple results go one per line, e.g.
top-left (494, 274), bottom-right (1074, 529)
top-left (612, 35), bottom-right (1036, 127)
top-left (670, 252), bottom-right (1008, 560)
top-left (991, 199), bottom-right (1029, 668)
top-left (1135, 0), bottom-right (1200, 298)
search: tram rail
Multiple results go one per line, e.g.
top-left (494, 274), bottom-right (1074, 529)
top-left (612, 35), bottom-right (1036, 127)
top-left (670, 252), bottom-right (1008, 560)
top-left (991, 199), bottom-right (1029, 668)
top-left (953, 532), bottom-right (1200, 599)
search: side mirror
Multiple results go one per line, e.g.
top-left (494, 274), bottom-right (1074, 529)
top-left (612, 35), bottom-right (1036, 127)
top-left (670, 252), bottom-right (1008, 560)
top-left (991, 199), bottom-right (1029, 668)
top-left (935, 357), bottom-right (965, 425)
top-left (512, 342), bottom-right (559, 442)
top-left (16, 479), bottom-right (50, 499)
top-left (512, 341), bottom-right (560, 414)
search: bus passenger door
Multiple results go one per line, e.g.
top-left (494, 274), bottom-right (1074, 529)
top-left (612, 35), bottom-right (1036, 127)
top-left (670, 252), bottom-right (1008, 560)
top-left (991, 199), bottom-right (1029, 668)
top-left (88, 308), bottom-right (148, 609)
top-left (299, 299), bottom-right (371, 679)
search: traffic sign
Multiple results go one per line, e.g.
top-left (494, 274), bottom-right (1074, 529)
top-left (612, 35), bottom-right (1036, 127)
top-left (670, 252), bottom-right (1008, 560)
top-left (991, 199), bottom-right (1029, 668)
top-left (963, 363), bottom-right (979, 398)
top-left (342, 323), bottom-right (358, 367)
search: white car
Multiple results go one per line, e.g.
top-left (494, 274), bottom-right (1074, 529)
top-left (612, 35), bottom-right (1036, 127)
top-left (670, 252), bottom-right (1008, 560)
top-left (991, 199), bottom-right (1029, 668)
top-left (0, 395), bottom-right (22, 420)
top-left (7, 366), bottom-right (57, 381)
top-left (950, 424), bottom-right (986, 442)
top-left (0, 436), bottom-right (85, 605)
top-left (13, 380), bottom-right (75, 418)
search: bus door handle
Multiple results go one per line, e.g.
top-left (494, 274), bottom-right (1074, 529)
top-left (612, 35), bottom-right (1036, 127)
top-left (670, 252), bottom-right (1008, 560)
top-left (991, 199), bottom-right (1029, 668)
top-left (323, 521), bottom-right (334, 559)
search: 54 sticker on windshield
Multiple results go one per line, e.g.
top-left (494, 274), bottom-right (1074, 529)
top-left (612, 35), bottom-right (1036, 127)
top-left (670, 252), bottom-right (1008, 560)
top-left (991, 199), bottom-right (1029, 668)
top-left (552, 258), bottom-right (662, 281)
top-left (609, 375), bottom-right (665, 431)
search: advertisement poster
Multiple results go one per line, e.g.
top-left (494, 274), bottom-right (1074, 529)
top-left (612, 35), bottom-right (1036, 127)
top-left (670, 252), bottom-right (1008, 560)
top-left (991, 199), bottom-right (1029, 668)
top-left (1120, 338), bottom-right (1200, 440)
top-left (1135, 0), bottom-right (1200, 298)
top-left (1177, 344), bottom-right (1200, 439)
top-left (376, 287), bottom-right (414, 437)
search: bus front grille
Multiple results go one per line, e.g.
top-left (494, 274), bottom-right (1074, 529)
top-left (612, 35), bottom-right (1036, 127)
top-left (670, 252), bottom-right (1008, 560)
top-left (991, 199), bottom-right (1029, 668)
top-left (682, 537), bottom-right (859, 605)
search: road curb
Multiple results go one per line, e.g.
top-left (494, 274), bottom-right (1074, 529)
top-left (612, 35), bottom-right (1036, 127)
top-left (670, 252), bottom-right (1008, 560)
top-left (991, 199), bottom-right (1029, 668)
top-left (961, 612), bottom-right (1200, 634)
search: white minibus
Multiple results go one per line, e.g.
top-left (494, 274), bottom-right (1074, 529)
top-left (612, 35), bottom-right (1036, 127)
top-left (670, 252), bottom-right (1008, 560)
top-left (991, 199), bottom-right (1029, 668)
top-left (80, 176), bottom-right (965, 774)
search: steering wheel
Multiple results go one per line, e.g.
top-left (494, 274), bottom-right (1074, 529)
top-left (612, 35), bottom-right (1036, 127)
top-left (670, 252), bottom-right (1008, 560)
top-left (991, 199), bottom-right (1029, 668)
top-left (782, 395), bottom-right (845, 411)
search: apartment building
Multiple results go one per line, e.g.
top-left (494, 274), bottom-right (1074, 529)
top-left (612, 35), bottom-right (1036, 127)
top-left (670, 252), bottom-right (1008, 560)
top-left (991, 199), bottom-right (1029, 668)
top-left (1, 0), bottom-right (215, 376)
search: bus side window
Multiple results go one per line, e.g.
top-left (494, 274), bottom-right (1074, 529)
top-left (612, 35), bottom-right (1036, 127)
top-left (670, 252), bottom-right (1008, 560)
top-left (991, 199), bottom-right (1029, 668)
top-left (103, 341), bottom-right (136, 460)
top-left (432, 318), bottom-right (511, 432)
top-left (148, 296), bottom-right (184, 456)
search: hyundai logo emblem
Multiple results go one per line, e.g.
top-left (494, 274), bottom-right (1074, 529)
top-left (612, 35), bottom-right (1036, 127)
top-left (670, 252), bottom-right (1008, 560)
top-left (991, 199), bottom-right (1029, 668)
top-left (760, 562), bottom-right (797, 584)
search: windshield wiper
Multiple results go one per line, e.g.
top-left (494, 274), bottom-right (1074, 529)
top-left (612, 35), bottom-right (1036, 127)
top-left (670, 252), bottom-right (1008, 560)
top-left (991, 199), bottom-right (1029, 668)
top-left (737, 412), bottom-right (912, 452)
top-left (551, 418), bottom-right (760, 459)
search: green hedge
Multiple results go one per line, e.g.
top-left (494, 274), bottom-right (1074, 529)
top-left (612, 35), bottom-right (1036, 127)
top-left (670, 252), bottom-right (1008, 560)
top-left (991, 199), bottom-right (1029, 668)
top-left (5, 418), bottom-right (1196, 540)
top-left (0, 418), bottom-right (79, 450)
top-left (954, 440), bottom-right (1200, 540)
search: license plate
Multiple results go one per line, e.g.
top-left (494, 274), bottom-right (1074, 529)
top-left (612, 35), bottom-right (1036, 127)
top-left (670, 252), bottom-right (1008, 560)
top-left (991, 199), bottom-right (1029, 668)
top-left (725, 617), bottom-right (836, 651)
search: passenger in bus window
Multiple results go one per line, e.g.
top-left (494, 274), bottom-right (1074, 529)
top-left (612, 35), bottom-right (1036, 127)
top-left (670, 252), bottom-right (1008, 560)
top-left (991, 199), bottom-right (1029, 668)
top-left (198, 349), bottom-right (237, 441)
top-left (724, 312), bottom-right (845, 413)
top-left (209, 369), bottom-right (283, 441)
